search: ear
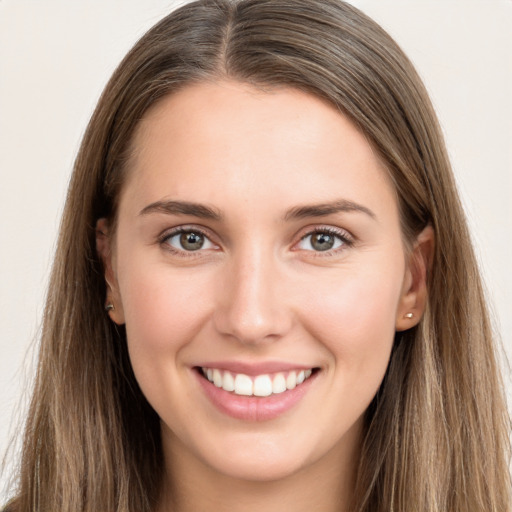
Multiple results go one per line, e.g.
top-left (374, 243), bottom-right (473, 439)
top-left (395, 225), bottom-right (435, 331)
top-left (96, 218), bottom-right (125, 325)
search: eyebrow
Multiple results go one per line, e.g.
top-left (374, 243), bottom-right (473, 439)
top-left (139, 200), bottom-right (223, 221)
top-left (283, 199), bottom-right (376, 221)
top-left (138, 198), bottom-right (376, 222)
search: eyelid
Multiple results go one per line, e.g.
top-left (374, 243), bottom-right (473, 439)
top-left (156, 223), bottom-right (355, 257)
top-left (292, 225), bottom-right (355, 254)
top-left (158, 224), bottom-right (220, 255)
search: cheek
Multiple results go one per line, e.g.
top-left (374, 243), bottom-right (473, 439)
top-left (116, 255), bottom-right (213, 362)
top-left (303, 262), bottom-right (403, 380)
top-left (115, 257), bottom-right (218, 420)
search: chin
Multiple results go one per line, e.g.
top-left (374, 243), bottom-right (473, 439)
top-left (206, 452), bottom-right (311, 483)
top-left (188, 427), bottom-right (335, 484)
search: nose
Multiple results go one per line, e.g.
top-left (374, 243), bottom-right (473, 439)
top-left (212, 248), bottom-right (293, 345)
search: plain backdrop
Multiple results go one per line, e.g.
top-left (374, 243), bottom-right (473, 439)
top-left (1, 0), bottom-right (511, 499)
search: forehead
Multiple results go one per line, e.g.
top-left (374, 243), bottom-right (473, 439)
top-left (119, 80), bottom-right (397, 221)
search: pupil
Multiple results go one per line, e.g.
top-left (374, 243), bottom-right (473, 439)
top-left (312, 233), bottom-right (334, 251)
top-left (180, 232), bottom-right (204, 251)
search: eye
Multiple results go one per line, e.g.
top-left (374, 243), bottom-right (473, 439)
top-left (296, 228), bottom-right (351, 252)
top-left (162, 228), bottom-right (216, 252)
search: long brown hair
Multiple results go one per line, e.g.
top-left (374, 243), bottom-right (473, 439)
top-left (6, 1), bottom-right (510, 510)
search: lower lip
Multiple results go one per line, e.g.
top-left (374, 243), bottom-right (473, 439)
top-left (195, 370), bottom-right (317, 421)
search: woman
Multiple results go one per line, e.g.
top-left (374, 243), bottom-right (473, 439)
top-left (3, 0), bottom-right (510, 510)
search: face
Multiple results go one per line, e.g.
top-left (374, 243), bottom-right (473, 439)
top-left (98, 81), bottom-right (428, 484)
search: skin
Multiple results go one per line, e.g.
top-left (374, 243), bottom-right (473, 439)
top-left (97, 81), bottom-right (432, 512)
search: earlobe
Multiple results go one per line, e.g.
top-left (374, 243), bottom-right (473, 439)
top-left (395, 225), bottom-right (435, 331)
top-left (95, 218), bottom-right (125, 325)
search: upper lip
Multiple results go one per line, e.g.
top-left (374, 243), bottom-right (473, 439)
top-left (195, 360), bottom-right (317, 376)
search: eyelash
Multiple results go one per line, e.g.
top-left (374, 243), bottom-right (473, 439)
top-left (158, 226), bottom-right (216, 258)
top-left (158, 225), bottom-right (354, 258)
top-left (296, 226), bottom-right (354, 257)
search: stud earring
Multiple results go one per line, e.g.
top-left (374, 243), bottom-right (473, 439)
top-left (404, 312), bottom-right (413, 319)
top-left (105, 303), bottom-right (115, 312)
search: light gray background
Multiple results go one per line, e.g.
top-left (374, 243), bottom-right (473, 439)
top-left (1, 0), bottom-right (511, 499)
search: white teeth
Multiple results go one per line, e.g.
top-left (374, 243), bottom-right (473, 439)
top-left (234, 374), bottom-right (253, 396)
top-left (213, 369), bottom-right (223, 387)
top-left (223, 371), bottom-right (235, 392)
top-left (286, 372), bottom-right (297, 390)
top-left (253, 375), bottom-right (273, 397)
top-left (272, 373), bottom-right (287, 394)
top-left (201, 367), bottom-right (315, 396)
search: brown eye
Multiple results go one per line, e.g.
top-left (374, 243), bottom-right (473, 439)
top-left (163, 229), bottom-right (215, 252)
top-left (297, 229), bottom-right (348, 252)
top-left (310, 233), bottom-right (335, 251)
top-left (179, 232), bottom-right (204, 251)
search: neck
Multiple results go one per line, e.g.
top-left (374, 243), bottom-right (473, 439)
top-left (157, 426), bottom-right (360, 512)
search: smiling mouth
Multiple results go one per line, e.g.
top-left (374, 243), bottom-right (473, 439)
top-left (197, 367), bottom-right (318, 397)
